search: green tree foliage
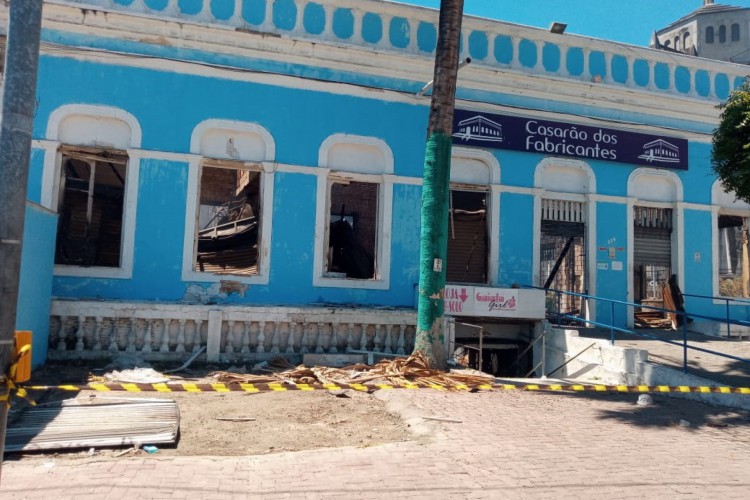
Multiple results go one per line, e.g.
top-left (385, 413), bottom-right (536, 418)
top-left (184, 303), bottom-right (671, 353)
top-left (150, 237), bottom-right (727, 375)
top-left (712, 82), bottom-right (750, 203)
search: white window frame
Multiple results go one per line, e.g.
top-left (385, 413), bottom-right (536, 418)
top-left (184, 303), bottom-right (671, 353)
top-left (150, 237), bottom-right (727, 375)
top-left (313, 134), bottom-right (394, 290)
top-left (533, 158), bottom-right (597, 300)
top-left (711, 180), bottom-right (750, 303)
top-left (626, 168), bottom-right (684, 299)
top-left (182, 120), bottom-right (275, 285)
top-left (44, 105), bottom-right (142, 280)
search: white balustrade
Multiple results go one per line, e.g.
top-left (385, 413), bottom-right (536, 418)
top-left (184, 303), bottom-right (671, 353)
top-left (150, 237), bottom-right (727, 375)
top-left (49, 300), bottom-right (446, 363)
top-left (46, 0), bottom-right (749, 103)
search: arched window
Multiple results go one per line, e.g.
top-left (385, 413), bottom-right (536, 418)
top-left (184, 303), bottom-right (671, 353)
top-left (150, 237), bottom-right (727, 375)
top-left (185, 120), bottom-right (276, 283)
top-left (447, 149), bottom-right (501, 285)
top-left (674, 36), bottom-right (680, 51)
top-left (46, 104), bottom-right (142, 279)
top-left (664, 40), bottom-right (672, 48)
top-left (719, 25), bottom-right (727, 43)
top-left (627, 169), bottom-right (683, 310)
top-left (732, 23), bottom-right (740, 42)
top-left (683, 32), bottom-right (691, 51)
top-left (706, 26), bottom-right (714, 44)
top-left (314, 134), bottom-right (394, 289)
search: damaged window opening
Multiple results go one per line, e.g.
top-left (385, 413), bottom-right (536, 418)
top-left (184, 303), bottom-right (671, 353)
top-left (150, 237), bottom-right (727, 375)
top-left (718, 215), bottom-right (748, 297)
top-left (447, 188), bottom-right (488, 284)
top-left (539, 199), bottom-right (586, 320)
top-left (326, 180), bottom-right (377, 280)
top-left (194, 160), bottom-right (262, 276)
top-left (55, 146), bottom-right (128, 268)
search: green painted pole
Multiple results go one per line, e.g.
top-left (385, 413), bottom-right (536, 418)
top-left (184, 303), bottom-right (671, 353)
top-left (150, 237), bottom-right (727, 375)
top-left (414, 0), bottom-right (465, 370)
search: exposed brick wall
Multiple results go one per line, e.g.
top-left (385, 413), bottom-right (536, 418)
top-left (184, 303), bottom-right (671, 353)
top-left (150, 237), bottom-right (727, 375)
top-left (200, 166), bottom-right (261, 214)
top-left (331, 181), bottom-right (378, 256)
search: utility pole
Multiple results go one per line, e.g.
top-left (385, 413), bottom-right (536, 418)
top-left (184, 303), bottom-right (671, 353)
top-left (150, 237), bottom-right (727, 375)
top-left (413, 0), bottom-right (465, 370)
top-left (0, 0), bottom-right (45, 477)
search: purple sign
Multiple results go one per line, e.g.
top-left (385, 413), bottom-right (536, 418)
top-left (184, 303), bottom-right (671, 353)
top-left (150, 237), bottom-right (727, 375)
top-left (452, 109), bottom-right (689, 170)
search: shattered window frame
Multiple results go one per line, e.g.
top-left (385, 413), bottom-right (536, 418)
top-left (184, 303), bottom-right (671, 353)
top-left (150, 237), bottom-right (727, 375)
top-left (192, 158), bottom-right (264, 277)
top-left (717, 214), bottom-right (749, 298)
top-left (323, 174), bottom-right (381, 281)
top-left (53, 145), bottom-right (129, 269)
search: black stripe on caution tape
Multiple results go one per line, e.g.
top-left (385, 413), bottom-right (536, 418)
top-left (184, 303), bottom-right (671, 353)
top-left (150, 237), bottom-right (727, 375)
top-left (20, 383), bottom-right (750, 394)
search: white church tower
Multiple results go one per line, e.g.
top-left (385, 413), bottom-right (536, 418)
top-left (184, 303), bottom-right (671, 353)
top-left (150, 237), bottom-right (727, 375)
top-left (651, 1), bottom-right (750, 64)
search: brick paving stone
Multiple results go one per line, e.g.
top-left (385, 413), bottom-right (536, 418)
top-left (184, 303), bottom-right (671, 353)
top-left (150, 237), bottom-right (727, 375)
top-left (3, 390), bottom-right (750, 499)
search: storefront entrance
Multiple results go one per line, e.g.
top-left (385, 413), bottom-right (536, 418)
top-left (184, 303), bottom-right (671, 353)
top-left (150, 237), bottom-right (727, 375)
top-left (633, 206), bottom-right (673, 327)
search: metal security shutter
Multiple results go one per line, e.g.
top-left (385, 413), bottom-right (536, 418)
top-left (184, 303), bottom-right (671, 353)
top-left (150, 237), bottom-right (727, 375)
top-left (447, 212), bottom-right (488, 284)
top-left (633, 207), bottom-right (672, 267)
top-left (447, 190), bottom-right (488, 284)
top-left (634, 227), bottom-right (671, 267)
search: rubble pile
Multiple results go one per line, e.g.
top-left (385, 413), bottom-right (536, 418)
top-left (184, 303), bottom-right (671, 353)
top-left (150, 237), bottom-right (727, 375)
top-left (213, 353), bottom-right (493, 389)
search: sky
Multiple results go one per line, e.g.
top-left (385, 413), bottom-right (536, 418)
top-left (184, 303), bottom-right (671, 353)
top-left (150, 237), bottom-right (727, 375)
top-left (398, 1), bottom-right (750, 46)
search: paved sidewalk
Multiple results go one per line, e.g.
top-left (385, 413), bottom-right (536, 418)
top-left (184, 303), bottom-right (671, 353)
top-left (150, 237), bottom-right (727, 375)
top-left (577, 328), bottom-right (750, 387)
top-left (3, 389), bottom-right (750, 499)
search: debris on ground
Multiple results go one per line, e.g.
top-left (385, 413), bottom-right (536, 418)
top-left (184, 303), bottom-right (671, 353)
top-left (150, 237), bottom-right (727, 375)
top-left (105, 353), bottom-right (152, 371)
top-left (212, 353), bottom-right (494, 389)
top-left (422, 416), bottom-right (462, 423)
top-left (637, 394), bottom-right (653, 406)
top-left (163, 347), bottom-right (206, 374)
top-left (104, 368), bottom-right (169, 384)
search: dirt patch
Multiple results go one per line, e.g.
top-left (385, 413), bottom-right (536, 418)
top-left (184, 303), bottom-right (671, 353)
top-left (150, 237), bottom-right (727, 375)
top-left (8, 362), bottom-right (420, 461)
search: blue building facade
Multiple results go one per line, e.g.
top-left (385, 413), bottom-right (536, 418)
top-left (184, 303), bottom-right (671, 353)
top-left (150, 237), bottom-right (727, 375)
top-left (4, 0), bottom-right (750, 369)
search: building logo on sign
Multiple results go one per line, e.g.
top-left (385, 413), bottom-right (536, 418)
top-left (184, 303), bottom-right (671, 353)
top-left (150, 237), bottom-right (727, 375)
top-left (638, 139), bottom-right (680, 164)
top-left (453, 115), bottom-right (504, 143)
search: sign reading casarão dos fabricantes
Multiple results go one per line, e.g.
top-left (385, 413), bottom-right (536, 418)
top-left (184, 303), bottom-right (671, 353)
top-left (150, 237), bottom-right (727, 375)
top-left (452, 109), bottom-right (689, 170)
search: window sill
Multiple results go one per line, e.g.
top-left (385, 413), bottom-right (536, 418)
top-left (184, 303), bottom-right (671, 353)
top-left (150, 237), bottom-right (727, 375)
top-left (54, 265), bottom-right (132, 280)
top-left (314, 275), bottom-right (390, 290)
top-left (182, 269), bottom-right (270, 286)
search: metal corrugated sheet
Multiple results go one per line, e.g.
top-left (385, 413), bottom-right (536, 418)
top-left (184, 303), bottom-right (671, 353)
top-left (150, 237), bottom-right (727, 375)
top-left (5, 399), bottom-right (179, 452)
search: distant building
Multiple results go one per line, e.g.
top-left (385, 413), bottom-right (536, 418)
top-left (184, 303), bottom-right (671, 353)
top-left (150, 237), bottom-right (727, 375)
top-left (652, 0), bottom-right (750, 64)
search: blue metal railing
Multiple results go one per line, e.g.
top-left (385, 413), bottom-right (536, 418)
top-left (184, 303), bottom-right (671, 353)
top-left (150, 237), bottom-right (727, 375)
top-left (682, 292), bottom-right (750, 339)
top-left (528, 286), bottom-right (750, 374)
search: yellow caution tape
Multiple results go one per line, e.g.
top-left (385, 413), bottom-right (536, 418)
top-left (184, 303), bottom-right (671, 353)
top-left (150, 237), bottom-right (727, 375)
top-left (0, 345), bottom-right (36, 408)
top-left (16, 381), bottom-right (750, 395)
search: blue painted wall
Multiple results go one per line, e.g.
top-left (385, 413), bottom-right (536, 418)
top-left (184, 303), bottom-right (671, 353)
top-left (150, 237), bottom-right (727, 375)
top-left (21, 48), bottom-right (744, 335)
top-left (499, 193), bottom-right (534, 287)
top-left (594, 202), bottom-right (629, 327)
top-left (16, 203), bottom-right (58, 368)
